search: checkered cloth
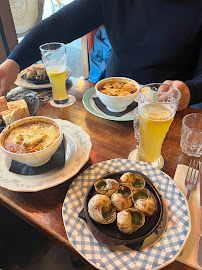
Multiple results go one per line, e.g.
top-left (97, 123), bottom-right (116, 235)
top-left (62, 159), bottom-right (190, 270)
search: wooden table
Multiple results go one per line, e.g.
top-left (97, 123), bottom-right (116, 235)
top-left (0, 77), bottom-right (200, 270)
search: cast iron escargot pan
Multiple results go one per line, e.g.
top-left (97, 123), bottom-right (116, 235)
top-left (21, 73), bottom-right (50, 85)
top-left (83, 170), bottom-right (163, 247)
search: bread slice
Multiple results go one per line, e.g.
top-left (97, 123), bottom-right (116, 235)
top-left (0, 96), bottom-right (8, 112)
top-left (0, 109), bottom-right (15, 117)
top-left (7, 99), bottom-right (30, 117)
top-left (2, 107), bottom-right (29, 126)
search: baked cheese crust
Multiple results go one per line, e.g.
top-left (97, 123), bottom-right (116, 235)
top-left (3, 121), bottom-right (60, 153)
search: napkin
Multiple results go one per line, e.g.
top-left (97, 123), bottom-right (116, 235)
top-left (9, 136), bottom-right (65, 175)
top-left (93, 97), bottom-right (137, 116)
top-left (174, 164), bottom-right (201, 270)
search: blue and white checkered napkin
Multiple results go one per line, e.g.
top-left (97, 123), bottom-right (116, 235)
top-left (62, 159), bottom-right (191, 270)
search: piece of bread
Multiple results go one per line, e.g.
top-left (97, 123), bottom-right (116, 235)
top-left (1, 109), bottom-right (15, 117)
top-left (0, 96), bottom-right (8, 112)
top-left (2, 107), bottom-right (29, 126)
top-left (7, 99), bottom-right (30, 117)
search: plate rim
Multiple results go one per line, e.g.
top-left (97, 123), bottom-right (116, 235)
top-left (62, 158), bottom-right (191, 270)
top-left (0, 119), bottom-right (92, 192)
top-left (82, 88), bottom-right (134, 121)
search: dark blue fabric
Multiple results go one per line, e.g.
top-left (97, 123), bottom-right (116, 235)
top-left (189, 103), bottom-right (202, 110)
top-left (89, 28), bottom-right (111, 83)
top-left (8, 0), bottom-right (202, 105)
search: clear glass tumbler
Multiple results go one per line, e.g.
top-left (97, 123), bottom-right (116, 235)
top-left (180, 113), bottom-right (202, 157)
top-left (40, 42), bottom-right (69, 105)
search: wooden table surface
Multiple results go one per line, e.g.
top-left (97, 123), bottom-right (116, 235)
top-left (0, 77), bottom-right (201, 270)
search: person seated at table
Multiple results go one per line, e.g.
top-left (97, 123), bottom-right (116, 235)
top-left (0, 0), bottom-right (202, 111)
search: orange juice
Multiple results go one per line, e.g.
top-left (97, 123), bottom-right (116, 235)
top-left (47, 66), bottom-right (68, 104)
top-left (137, 103), bottom-right (174, 163)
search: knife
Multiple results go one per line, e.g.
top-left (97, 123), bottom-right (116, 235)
top-left (197, 165), bottom-right (202, 267)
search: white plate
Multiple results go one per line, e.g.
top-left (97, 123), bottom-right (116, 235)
top-left (82, 88), bottom-right (137, 121)
top-left (62, 158), bottom-right (191, 270)
top-left (15, 63), bottom-right (72, 90)
top-left (0, 119), bottom-right (92, 192)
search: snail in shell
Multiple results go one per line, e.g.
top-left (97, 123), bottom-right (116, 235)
top-left (35, 67), bottom-right (47, 81)
top-left (132, 188), bottom-right (156, 216)
top-left (26, 67), bottom-right (37, 80)
top-left (88, 194), bottom-right (116, 224)
top-left (120, 172), bottom-right (145, 190)
top-left (111, 185), bottom-right (133, 212)
top-left (94, 178), bottom-right (119, 197)
top-left (117, 208), bottom-right (145, 234)
top-left (25, 66), bottom-right (48, 81)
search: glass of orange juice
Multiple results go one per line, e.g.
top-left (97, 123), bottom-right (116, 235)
top-left (40, 42), bottom-right (69, 105)
top-left (137, 83), bottom-right (181, 169)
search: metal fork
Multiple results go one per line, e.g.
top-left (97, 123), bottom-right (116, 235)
top-left (184, 159), bottom-right (200, 201)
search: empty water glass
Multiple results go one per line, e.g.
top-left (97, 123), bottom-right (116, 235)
top-left (180, 113), bottom-right (202, 157)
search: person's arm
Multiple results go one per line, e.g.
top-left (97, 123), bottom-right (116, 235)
top-left (0, 0), bottom-right (103, 96)
top-left (0, 60), bottom-right (20, 96)
top-left (184, 26), bottom-right (202, 106)
top-left (8, 0), bottom-right (103, 71)
top-left (163, 28), bottom-right (202, 111)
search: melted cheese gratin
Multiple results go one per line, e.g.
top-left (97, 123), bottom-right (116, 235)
top-left (3, 121), bottom-right (60, 153)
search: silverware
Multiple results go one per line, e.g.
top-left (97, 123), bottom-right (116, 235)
top-left (184, 159), bottom-right (200, 201)
top-left (197, 164), bottom-right (202, 267)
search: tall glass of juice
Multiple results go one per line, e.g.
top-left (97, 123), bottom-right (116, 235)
top-left (137, 83), bottom-right (181, 168)
top-left (40, 42), bottom-right (69, 105)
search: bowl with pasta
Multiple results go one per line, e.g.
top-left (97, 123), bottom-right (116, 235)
top-left (95, 77), bottom-right (139, 112)
top-left (0, 116), bottom-right (63, 167)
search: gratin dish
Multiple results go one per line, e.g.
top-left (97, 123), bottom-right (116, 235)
top-left (0, 116), bottom-right (63, 167)
top-left (95, 77), bottom-right (139, 112)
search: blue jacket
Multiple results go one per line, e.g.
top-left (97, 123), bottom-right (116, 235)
top-left (89, 28), bottom-right (111, 83)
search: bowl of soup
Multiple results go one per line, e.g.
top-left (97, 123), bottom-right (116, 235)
top-left (0, 116), bottom-right (63, 167)
top-left (95, 77), bottom-right (139, 112)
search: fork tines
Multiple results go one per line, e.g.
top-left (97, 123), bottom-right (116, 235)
top-left (186, 159), bottom-right (200, 183)
top-left (185, 159), bottom-right (201, 201)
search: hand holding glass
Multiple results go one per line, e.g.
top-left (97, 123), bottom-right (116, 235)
top-left (40, 42), bottom-right (69, 105)
top-left (137, 83), bottom-right (181, 168)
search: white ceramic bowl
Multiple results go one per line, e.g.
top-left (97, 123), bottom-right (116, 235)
top-left (95, 77), bottom-right (139, 112)
top-left (0, 116), bottom-right (63, 167)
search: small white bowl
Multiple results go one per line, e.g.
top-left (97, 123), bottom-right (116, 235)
top-left (0, 116), bottom-right (63, 167)
top-left (95, 77), bottom-right (139, 112)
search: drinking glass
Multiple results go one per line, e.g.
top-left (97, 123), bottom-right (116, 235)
top-left (180, 113), bottom-right (202, 157)
top-left (133, 107), bottom-right (140, 148)
top-left (40, 42), bottom-right (69, 105)
top-left (136, 83), bottom-right (181, 168)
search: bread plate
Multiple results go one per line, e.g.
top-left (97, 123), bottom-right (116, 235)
top-left (15, 64), bottom-right (71, 90)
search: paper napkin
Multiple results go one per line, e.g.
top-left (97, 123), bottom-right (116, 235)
top-left (174, 164), bottom-right (202, 270)
top-left (9, 136), bottom-right (65, 175)
top-left (93, 97), bottom-right (137, 116)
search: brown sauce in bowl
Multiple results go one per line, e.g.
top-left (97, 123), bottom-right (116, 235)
top-left (98, 81), bottom-right (138, 96)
